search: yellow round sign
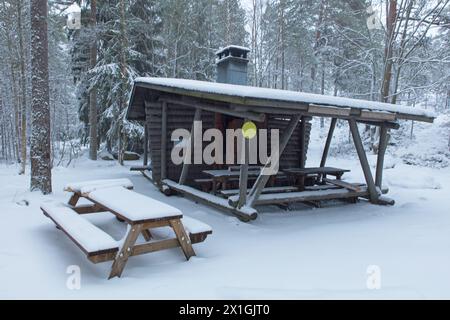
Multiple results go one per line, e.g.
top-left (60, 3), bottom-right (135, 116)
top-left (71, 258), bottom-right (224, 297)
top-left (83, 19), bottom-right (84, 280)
top-left (242, 121), bottom-right (257, 139)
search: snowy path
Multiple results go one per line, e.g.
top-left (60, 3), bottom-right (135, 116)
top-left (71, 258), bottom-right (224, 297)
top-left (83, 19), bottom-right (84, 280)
top-left (1, 129), bottom-right (449, 298)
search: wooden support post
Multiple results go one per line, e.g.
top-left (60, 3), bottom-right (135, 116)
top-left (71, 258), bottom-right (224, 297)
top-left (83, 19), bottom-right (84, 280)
top-left (169, 219), bottom-right (196, 260)
top-left (143, 122), bottom-right (148, 166)
top-left (160, 102), bottom-right (167, 180)
top-left (141, 229), bottom-right (152, 242)
top-left (320, 118), bottom-right (337, 167)
top-left (348, 119), bottom-right (379, 203)
top-left (237, 134), bottom-right (249, 208)
top-left (375, 124), bottom-right (388, 188)
top-left (299, 117), bottom-right (306, 169)
top-left (109, 224), bottom-right (143, 279)
top-left (247, 114), bottom-right (301, 207)
top-left (68, 193), bottom-right (80, 207)
top-left (179, 108), bottom-right (202, 185)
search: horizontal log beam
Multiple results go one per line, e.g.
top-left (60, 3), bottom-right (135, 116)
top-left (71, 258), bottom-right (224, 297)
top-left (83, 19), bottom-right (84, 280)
top-left (159, 97), bottom-right (266, 122)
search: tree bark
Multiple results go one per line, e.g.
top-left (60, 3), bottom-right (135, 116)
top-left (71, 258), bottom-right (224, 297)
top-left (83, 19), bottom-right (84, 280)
top-left (89, 0), bottom-right (98, 160)
top-left (17, 0), bottom-right (27, 174)
top-left (381, 0), bottom-right (397, 103)
top-left (30, 0), bottom-right (52, 194)
top-left (118, 0), bottom-right (128, 165)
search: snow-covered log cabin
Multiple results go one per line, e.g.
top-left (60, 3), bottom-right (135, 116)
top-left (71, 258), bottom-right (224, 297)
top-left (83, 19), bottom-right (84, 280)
top-left (126, 46), bottom-right (435, 221)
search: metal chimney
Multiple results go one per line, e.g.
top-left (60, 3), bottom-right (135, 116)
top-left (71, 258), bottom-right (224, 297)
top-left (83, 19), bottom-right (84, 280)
top-left (215, 45), bottom-right (250, 85)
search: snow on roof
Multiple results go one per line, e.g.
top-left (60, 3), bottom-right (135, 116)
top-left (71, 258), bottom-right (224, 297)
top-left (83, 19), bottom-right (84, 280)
top-left (134, 77), bottom-right (435, 119)
top-left (215, 45), bottom-right (251, 55)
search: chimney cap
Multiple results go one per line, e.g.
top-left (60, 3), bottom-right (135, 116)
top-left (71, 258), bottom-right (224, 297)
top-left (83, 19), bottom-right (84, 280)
top-left (216, 45), bottom-right (250, 61)
top-left (215, 45), bottom-right (251, 55)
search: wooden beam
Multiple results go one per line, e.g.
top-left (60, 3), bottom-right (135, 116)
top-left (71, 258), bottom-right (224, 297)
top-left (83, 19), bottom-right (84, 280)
top-left (348, 119), bottom-right (379, 203)
top-left (237, 136), bottom-right (249, 208)
top-left (320, 118), bottom-right (337, 167)
top-left (160, 102), bottom-right (167, 181)
top-left (160, 97), bottom-right (266, 123)
top-left (131, 238), bottom-right (180, 256)
top-left (375, 124), bottom-right (388, 188)
top-left (308, 104), bottom-right (351, 117)
top-left (143, 122), bottom-right (148, 166)
top-left (253, 187), bottom-right (385, 205)
top-left (247, 114), bottom-right (301, 207)
top-left (163, 179), bottom-right (258, 221)
top-left (360, 110), bottom-right (396, 121)
top-left (179, 108), bottom-right (202, 185)
top-left (357, 120), bottom-right (400, 130)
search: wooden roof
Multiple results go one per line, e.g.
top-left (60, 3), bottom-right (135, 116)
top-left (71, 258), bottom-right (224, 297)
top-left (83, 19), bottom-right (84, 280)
top-left (127, 77), bottom-right (435, 124)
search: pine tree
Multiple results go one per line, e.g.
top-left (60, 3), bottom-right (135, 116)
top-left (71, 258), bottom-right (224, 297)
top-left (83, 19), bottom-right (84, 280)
top-left (30, 0), bottom-right (52, 193)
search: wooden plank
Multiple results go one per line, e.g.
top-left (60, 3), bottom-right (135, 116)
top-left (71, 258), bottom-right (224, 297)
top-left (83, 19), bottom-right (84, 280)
top-left (348, 119), bottom-right (379, 203)
top-left (71, 203), bottom-right (105, 215)
top-left (360, 110), bottom-right (396, 121)
top-left (308, 104), bottom-right (351, 116)
top-left (109, 224), bottom-right (143, 279)
top-left (323, 178), bottom-right (363, 192)
top-left (220, 185), bottom-right (299, 196)
top-left (88, 252), bottom-right (118, 264)
top-left (375, 124), bottom-right (388, 188)
top-left (131, 238), bottom-right (180, 256)
top-left (169, 219), bottom-right (196, 260)
top-left (320, 118), bottom-right (337, 167)
top-left (254, 188), bottom-right (371, 205)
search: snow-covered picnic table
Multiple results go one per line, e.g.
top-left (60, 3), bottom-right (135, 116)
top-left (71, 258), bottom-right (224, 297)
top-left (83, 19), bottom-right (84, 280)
top-left (41, 179), bottom-right (212, 279)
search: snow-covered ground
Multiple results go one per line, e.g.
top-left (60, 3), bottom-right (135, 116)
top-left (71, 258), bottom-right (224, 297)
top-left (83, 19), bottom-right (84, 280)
top-left (1, 118), bottom-right (449, 299)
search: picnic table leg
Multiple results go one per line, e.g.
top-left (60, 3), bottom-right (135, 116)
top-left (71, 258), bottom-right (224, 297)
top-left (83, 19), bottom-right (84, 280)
top-left (169, 219), bottom-right (195, 260)
top-left (109, 224), bottom-right (143, 279)
top-left (141, 229), bottom-right (153, 242)
top-left (212, 179), bottom-right (217, 195)
top-left (68, 193), bottom-right (80, 206)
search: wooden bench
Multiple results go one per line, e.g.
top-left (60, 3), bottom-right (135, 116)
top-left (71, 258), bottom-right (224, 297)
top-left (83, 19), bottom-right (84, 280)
top-left (41, 202), bottom-right (119, 263)
top-left (43, 181), bottom-right (212, 279)
top-left (283, 167), bottom-right (350, 190)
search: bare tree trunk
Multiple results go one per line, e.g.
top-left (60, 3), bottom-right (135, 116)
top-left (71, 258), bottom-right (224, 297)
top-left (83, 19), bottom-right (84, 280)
top-left (17, 0), bottom-right (27, 174)
top-left (279, 0), bottom-right (285, 90)
top-left (118, 0), bottom-right (127, 165)
top-left (381, 0), bottom-right (397, 102)
top-left (311, 0), bottom-right (325, 94)
top-left (30, 0), bottom-right (52, 194)
top-left (89, 0), bottom-right (98, 160)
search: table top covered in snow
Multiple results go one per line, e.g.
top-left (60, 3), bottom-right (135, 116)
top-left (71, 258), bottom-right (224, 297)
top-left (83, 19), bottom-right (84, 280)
top-left (87, 186), bottom-right (183, 223)
top-left (130, 77), bottom-right (435, 122)
top-left (64, 178), bottom-right (134, 194)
